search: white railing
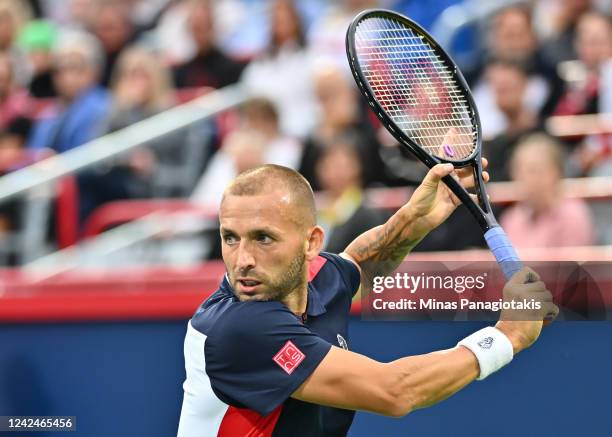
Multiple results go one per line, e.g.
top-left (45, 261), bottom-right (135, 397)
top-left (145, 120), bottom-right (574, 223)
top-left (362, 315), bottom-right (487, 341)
top-left (0, 84), bottom-right (246, 204)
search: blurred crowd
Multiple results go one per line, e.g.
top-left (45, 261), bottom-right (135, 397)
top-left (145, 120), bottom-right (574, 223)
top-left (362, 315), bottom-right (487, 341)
top-left (0, 0), bottom-right (610, 264)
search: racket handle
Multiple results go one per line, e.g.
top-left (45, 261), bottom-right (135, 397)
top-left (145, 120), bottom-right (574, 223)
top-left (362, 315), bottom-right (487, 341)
top-left (484, 227), bottom-right (523, 280)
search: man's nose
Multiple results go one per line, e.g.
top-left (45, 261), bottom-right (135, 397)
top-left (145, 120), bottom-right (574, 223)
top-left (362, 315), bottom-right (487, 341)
top-left (236, 241), bottom-right (256, 271)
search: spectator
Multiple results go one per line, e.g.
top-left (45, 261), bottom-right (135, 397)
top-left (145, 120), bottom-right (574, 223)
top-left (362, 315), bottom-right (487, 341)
top-left (0, 52), bottom-right (32, 130)
top-left (552, 11), bottom-right (612, 118)
top-left (482, 60), bottom-right (539, 181)
top-left (191, 97), bottom-right (301, 208)
top-left (0, 0), bottom-right (32, 86)
top-left (0, 117), bottom-right (34, 240)
top-left (106, 45), bottom-right (174, 125)
top-left (239, 97), bottom-right (302, 169)
top-left (89, 0), bottom-right (136, 87)
top-left (153, 0), bottom-right (196, 66)
top-left (299, 65), bottom-right (387, 191)
top-left (17, 19), bottom-right (57, 98)
top-left (77, 45), bottom-right (175, 223)
top-left (172, 0), bottom-right (245, 89)
top-left (537, 0), bottom-right (593, 67)
top-left (38, 0), bottom-right (95, 29)
top-left (308, 0), bottom-right (378, 70)
top-left (27, 31), bottom-right (110, 154)
top-left (552, 11), bottom-right (612, 175)
top-left (241, 0), bottom-right (317, 138)
top-left (470, 6), bottom-right (561, 127)
top-left (314, 133), bottom-right (385, 254)
top-left (0, 0), bottom-right (29, 51)
top-left (500, 133), bottom-right (594, 248)
top-left (191, 128), bottom-right (267, 208)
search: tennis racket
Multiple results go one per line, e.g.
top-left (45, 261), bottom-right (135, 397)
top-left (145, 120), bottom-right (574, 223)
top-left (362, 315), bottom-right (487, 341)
top-left (346, 9), bottom-right (521, 280)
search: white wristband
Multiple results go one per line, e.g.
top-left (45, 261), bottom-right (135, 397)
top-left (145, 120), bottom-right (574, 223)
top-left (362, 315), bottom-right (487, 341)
top-left (457, 326), bottom-right (514, 380)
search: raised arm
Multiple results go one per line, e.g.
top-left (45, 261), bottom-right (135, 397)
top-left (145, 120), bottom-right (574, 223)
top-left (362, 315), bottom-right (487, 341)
top-left (343, 160), bottom-right (488, 283)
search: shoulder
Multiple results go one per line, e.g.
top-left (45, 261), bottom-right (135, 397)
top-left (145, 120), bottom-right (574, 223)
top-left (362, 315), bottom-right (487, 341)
top-left (312, 252), bottom-right (361, 297)
top-left (192, 292), bottom-right (299, 341)
top-left (213, 301), bottom-right (298, 339)
top-left (76, 88), bottom-right (110, 115)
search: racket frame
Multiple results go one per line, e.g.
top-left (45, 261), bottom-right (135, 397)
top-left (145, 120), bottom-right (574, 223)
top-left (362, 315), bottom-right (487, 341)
top-left (346, 9), bottom-right (497, 232)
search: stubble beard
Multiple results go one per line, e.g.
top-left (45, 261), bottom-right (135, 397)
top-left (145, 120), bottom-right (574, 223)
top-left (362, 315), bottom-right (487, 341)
top-left (264, 250), bottom-right (307, 302)
top-left (232, 250), bottom-right (307, 302)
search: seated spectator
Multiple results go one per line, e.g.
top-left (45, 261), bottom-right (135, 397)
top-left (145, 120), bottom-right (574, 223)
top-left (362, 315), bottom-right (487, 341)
top-left (0, 0), bottom-right (32, 86)
top-left (307, 0), bottom-right (378, 71)
top-left (191, 128), bottom-right (267, 208)
top-left (470, 5), bottom-right (561, 129)
top-left (105, 45), bottom-right (174, 128)
top-left (500, 133), bottom-right (594, 248)
top-left (17, 20), bottom-right (58, 98)
top-left (88, 0), bottom-right (136, 88)
top-left (0, 116), bottom-right (33, 239)
top-left (239, 97), bottom-right (302, 169)
top-left (172, 0), bottom-right (245, 89)
top-left (299, 65), bottom-right (388, 191)
top-left (241, 0), bottom-right (317, 138)
top-left (191, 97), bottom-right (301, 208)
top-left (314, 133), bottom-right (385, 254)
top-left (27, 31), bottom-right (110, 153)
top-left (0, 52), bottom-right (32, 130)
top-left (77, 45), bottom-right (176, 223)
top-left (552, 11), bottom-right (612, 119)
top-left (482, 60), bottom-right (539, 182)
top-left (552, 11), bottom-right (612, 175)
top-left (536, 0), bottom-right (593, 67)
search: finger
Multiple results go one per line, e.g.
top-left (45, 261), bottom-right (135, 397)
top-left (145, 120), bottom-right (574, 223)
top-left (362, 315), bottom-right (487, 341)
top-left (508, 267), bottom-right (541, 286)
top-left (422, 163), bottom-right (454, 188)
top-left (453, 168), bottom-right (489, 190)
top-left (543, 304), bottom-right (560, 326)
top-left (506, 282), bottom-right (548, 299)
top-left (481, 157), bottom-right (488, 169)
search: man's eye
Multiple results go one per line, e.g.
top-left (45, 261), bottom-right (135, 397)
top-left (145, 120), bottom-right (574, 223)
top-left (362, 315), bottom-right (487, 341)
top-left (224, 235), bottom-right (238, 245)
top-left (257, 234), bottom-right (273, 244)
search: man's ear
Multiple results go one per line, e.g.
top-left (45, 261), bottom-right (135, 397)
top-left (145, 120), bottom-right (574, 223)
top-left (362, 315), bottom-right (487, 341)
top-left (305, 225), bottom-right (325, 261)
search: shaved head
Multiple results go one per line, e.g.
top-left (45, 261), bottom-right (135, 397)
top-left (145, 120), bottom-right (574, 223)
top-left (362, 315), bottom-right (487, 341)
top-left (219, 165), bottom-right (324, 307)
top-left (222, 164), bottom-right (316, 228)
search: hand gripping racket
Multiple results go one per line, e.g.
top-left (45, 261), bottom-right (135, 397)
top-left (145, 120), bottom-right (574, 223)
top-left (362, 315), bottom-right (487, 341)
top-left (346, 9), bottom-right (521, 280)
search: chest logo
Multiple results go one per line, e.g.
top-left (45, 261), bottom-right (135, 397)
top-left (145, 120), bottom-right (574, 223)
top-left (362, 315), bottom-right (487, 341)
top-left (273, 341), bottom-right (305, 375)
top-left (337, 334), bottom-right (348, 350)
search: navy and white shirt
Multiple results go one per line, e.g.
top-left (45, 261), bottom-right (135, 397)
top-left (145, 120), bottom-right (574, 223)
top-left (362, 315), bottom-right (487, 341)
top-left (177, 252), bottom-right (361, 437)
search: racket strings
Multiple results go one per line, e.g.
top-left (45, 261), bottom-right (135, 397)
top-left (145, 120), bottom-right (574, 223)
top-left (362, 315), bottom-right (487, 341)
top-left (355, 16), bottom-right (477, 160)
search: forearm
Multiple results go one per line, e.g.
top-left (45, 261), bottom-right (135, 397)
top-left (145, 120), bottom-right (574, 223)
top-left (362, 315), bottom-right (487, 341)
top-left (385, 346), bottom-right (479, 415)
top-left (344, 205), bottom-right (429, 280)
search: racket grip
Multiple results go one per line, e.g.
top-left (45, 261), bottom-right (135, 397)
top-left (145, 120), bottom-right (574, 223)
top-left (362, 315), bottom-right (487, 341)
top-left (484, 227), bottom-right (523, 280)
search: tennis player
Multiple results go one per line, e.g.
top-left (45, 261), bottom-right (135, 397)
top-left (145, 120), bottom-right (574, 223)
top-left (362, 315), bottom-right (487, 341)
top-left (177, 162), bottom-right (557, 436)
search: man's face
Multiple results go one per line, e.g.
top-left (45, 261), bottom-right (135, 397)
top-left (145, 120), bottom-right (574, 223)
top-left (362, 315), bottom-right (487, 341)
top-left (220, 191), bottom-right (309, 302)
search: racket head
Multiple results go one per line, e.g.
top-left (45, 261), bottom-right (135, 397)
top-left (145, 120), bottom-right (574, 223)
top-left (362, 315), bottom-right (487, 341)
top-left (346, 9), bottom-right (482, 168)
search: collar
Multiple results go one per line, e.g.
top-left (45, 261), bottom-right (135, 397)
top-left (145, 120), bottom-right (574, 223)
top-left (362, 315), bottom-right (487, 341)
top-left (306, 281), bottom-right (327, 317)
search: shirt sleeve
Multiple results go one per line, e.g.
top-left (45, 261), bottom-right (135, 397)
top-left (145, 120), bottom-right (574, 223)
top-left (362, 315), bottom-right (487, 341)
top-left (322, 252), bottom-right (361, 297)
top-left (205, 301), bottom-right (332, 416)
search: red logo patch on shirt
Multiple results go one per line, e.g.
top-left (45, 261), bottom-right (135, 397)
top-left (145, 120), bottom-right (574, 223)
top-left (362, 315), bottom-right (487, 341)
top-left (273, 341), bottom-right (305, 375)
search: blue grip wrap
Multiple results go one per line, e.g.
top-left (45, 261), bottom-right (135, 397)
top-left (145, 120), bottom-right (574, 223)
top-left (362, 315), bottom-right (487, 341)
top-left (484, 227), bottom-right (523, 279)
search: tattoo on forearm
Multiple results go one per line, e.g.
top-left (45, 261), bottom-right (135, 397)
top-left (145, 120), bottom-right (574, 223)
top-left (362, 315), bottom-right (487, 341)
top-left (347, 211), bottom-right (426, 282)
